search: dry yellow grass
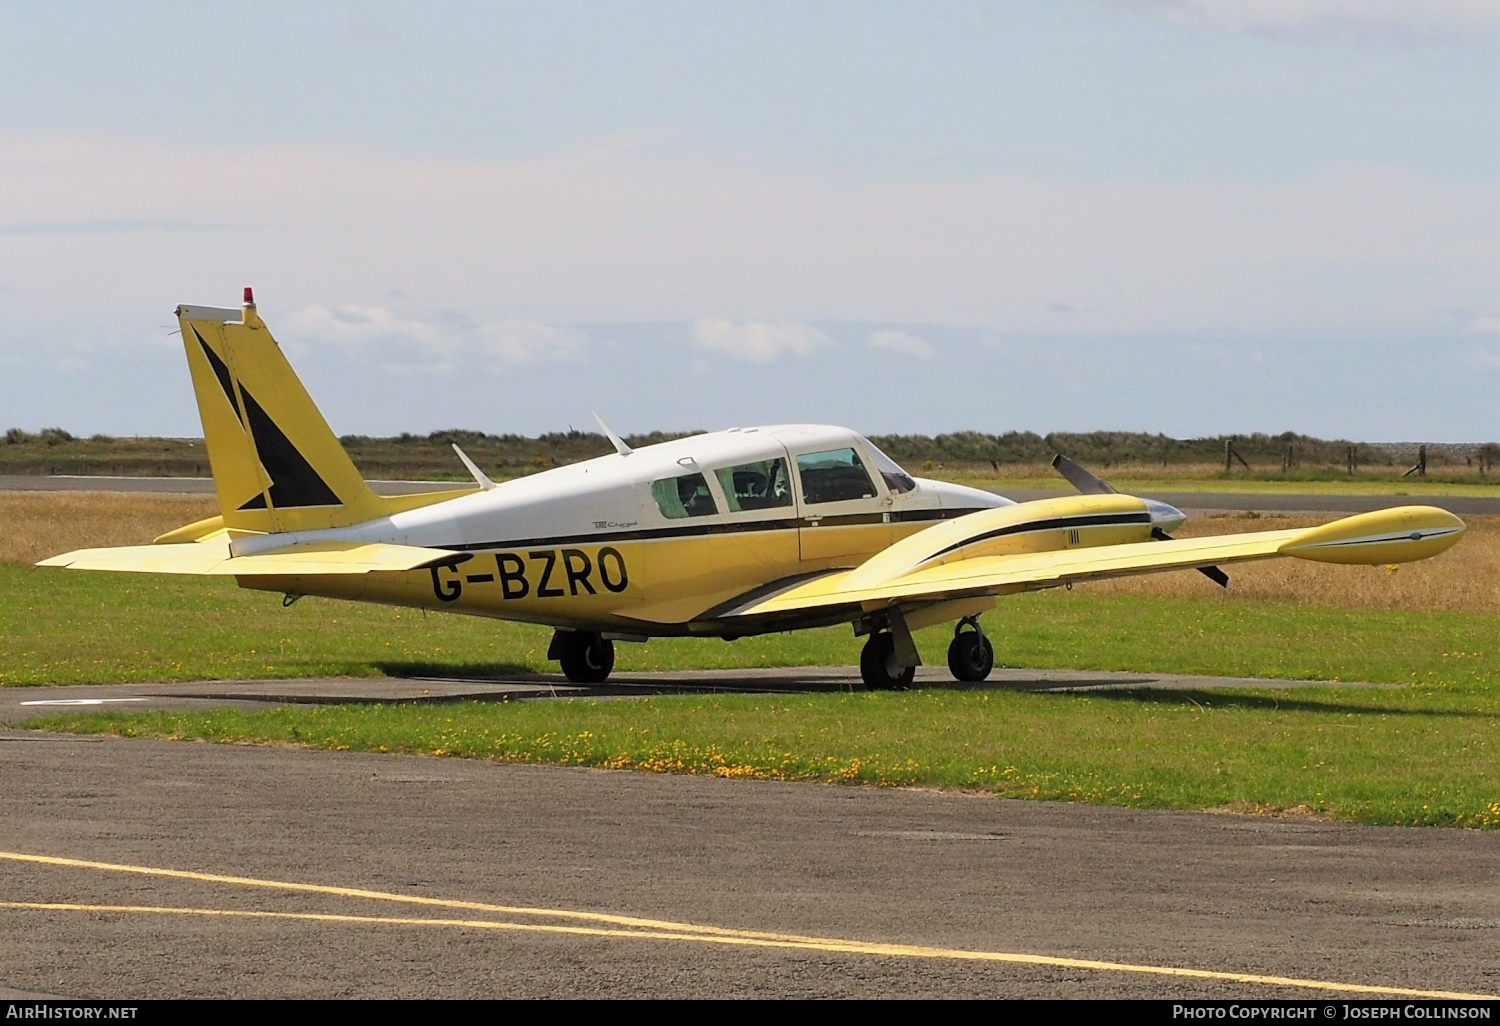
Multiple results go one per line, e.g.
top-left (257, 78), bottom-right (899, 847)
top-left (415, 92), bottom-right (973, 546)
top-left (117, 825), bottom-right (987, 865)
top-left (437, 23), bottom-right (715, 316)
top-left (0, 492), bottom-right (218, 566)
top-left (2, 492), bottom-right (1494, 614)
top-left (1086, 513), bottom-right (1499, 613)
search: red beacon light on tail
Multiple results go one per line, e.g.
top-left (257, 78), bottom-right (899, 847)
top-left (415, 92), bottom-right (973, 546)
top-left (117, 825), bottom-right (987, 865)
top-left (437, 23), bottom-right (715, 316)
top-left (241, 286), bottom-right (262, 329)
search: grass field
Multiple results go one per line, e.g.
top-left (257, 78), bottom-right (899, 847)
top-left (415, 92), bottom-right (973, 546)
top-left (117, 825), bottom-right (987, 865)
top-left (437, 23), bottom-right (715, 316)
top-left (6, 492), bottom-right (1496, 828)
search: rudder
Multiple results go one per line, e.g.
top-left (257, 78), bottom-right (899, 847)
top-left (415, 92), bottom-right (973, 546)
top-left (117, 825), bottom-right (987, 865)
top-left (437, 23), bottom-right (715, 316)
top-left (177, 289), bottom-right (385, 533)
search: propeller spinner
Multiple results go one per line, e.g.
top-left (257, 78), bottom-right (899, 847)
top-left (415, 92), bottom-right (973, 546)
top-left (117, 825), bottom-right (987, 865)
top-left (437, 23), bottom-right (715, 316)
top-left (1049, 454), bottom-right (1228, 588)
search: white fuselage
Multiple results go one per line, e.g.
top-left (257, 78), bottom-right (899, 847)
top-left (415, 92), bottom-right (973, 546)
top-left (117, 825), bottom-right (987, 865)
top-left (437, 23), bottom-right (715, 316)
top-left (238, 424), bottom-right (1010, 635)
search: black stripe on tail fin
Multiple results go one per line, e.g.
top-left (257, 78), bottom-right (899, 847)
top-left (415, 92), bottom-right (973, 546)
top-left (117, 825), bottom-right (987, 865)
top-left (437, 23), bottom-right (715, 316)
top-left (238, 390), bottom-right (340, 508)
top-left (191, 327), bottom-right (339, 510)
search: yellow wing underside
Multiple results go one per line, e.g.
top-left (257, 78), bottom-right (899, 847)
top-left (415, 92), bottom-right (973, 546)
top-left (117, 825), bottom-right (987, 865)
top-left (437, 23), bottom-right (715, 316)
top-left (37, 538), bottom-right (462, 576)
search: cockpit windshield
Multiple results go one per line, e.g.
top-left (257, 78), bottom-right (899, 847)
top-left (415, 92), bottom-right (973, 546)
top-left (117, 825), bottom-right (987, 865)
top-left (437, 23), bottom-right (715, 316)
top-left (862, 438), bottom-right (916, 494)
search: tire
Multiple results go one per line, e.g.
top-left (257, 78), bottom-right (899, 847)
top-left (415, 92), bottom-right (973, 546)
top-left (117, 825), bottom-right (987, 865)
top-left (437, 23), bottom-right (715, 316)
top-left (860, 632), bottom-right (915, 691)
top-left (557, 632), bottom-right (615, 684)
top-left (947, 631), bottom-right (994, 682)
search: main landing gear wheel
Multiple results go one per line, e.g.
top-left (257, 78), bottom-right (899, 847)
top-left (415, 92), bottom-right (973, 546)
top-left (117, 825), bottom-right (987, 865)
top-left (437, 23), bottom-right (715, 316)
top-left (556, 631), bottom-right (615, 684)
top-left (946, 617), bottom-right (994, 683)
top-left (860, 632), bottom-right (915, 691)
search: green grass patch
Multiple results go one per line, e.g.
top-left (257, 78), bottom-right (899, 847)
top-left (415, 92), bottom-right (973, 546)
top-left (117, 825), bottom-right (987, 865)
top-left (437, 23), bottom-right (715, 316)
top-left (26, 683), bottom-right (1500, 829)
top-left (3, 563), bottom-right (1495, 688)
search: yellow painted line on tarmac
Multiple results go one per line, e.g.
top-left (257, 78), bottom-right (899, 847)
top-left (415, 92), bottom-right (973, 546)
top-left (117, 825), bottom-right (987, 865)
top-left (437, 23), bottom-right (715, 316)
top-left (1, 853), bottom-right (1493, 1000)
top-left (0, 849), bottom-right (797, 942)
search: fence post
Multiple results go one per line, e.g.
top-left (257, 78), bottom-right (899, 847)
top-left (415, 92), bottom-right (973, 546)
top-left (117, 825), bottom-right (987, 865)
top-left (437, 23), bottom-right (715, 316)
top-left (1402, 445), bottom-right (1428, 479)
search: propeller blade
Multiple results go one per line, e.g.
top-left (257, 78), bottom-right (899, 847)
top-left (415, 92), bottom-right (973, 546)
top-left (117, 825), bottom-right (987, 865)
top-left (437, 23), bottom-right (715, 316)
top-left (1051, 454), bottom-right (1116, 495)
top-left (1151, 526), bottom-right (1228, 588)
top-left (1197, 565), bottom-right (1230, 588)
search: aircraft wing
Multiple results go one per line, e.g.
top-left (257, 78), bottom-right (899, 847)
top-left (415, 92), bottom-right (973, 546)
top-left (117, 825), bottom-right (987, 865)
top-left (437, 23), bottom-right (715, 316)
top-left (37, 540), bottom-right (464, 576)
top-left (725, 504), bottom-right (1465, 620)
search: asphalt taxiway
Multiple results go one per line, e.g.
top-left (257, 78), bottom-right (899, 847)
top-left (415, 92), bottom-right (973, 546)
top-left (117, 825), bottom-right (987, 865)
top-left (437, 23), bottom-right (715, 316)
top-left (0, 728), bottom-right (1495, 1000)
top-left (0, 665), bottom-right (1496, 1000)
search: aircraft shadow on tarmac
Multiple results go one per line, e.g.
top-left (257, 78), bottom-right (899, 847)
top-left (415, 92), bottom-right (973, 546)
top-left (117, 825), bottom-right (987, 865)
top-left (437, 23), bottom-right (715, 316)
top-left (378, 660), bottom-right (533, 680)
top-left (291, 666), bottom-right (1500, 717)
top-left (368, 662), bottom-right (1149, 699)
top-left (253, 666), bottom-right (1181, 703)
top-left (356, 666), bottom-right (1284, 702)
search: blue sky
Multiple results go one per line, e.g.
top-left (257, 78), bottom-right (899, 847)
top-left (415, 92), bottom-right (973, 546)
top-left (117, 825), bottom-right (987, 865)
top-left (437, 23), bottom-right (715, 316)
top-left (0, 1), bottom-right (1496, 441)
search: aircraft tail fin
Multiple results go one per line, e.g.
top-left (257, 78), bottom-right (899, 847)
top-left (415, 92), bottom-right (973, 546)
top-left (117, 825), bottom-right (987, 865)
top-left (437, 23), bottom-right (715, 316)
top-left (176, 290), bottom-right (388, 533)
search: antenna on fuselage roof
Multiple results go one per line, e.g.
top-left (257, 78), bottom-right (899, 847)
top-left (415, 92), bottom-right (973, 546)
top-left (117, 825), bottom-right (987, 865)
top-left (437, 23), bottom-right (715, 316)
top-left (451, 443), bottom-right (496, 490)
top-left (593, 412), bottom-right (633, 456)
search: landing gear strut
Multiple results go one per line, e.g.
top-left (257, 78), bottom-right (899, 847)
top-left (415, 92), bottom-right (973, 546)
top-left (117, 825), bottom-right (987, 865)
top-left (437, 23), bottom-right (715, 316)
top-left (946, 616), bottom-right (994, 682)
top-left (860, 631), bottom-right (916, 691)
top-left (550, 630), bottom-right (615, 684)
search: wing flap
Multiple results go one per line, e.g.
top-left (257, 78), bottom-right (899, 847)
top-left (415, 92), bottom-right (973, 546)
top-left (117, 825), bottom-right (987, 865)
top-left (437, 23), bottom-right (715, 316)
top-left (38, 541), bottom-right (462, 576)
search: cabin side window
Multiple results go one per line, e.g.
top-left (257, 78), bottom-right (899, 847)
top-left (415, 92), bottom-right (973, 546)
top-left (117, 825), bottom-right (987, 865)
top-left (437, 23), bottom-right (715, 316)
top-left (650, 472), bottom-right (718, 519)
top-left (714, 458), bottom-right (793, 512)
top-left (796, 447), bottom-right (878, 504)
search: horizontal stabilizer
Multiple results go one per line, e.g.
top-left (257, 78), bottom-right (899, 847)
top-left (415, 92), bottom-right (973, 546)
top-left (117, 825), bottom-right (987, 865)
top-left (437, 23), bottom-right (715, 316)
top-left (38, 541), bottom-right (464, 577)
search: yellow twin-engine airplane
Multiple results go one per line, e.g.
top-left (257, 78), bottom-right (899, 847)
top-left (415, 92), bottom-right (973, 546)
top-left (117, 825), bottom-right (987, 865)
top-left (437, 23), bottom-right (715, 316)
top-left (42, 291), bottom-right (1467, 689)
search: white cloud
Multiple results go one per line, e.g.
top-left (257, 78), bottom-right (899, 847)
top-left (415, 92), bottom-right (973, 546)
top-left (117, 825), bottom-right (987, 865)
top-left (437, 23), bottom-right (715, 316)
top-left (692, 319), bottom-right (835, 363)
top-left (866, 329), bottom-right (935, 360)
top-left (477, 319), bottom-right (585, 364)
top-left (289, 305), bottom-right (445, 347)
top-left (285, 305), bottom-right (582, 375)
top-left (1463, 316), bottom-right (1500, 335)
top-left (0, 136), bottom-right (1492, 344)
top-left (1107, 0), bottom-right (1499, 44)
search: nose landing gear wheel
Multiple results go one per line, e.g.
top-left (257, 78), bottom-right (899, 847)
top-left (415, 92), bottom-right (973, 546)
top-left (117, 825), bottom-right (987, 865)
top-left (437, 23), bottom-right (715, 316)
top-left (947, 618), bottom-right (994, 682)
top-left (556, 631), bottom-right (615, 684)
top-left (860, 632), bottom-right (915, 691)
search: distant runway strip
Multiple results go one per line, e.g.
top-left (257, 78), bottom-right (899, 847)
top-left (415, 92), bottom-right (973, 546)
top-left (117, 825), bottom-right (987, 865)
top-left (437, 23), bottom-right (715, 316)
top-left (3, 474), bottom-right (1496, 515)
